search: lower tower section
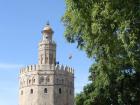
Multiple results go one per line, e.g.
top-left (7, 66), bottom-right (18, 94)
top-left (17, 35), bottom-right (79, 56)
top-left (19, 64), bottom-right (74, 105)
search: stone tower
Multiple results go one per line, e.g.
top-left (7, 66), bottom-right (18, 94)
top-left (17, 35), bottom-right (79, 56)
top-left (19, 23), bottom-right (74, 105)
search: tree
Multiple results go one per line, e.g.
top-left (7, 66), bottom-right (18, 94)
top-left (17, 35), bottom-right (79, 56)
top-left (62, 0), bottom-right (140, 105)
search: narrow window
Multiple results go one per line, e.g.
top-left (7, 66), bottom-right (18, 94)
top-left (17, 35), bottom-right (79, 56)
top-left (30, 89), bottom-right (33, 94)
top-left (44, 88), bottom-right (48, 93)
top-left (59, 88), bottom-right (62, 94)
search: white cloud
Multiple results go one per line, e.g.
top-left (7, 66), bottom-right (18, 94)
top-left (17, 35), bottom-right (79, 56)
top-left (0, 63), bottom-right (23, 69)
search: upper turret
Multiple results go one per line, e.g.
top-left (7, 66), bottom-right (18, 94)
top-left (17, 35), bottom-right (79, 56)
top-left (38, 23), bottom-right (56, 65)
top-left (41, 23), bottom-right (54, 41)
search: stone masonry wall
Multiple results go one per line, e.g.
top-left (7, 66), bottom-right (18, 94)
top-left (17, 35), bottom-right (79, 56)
top-left (19, 64), bottom-right (74, 105)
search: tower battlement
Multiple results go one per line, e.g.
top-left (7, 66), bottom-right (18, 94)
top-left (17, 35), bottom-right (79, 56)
top-left (20, 64), bottom-right (74, 75)
top-left (55, 64), bottom-right (74, 74)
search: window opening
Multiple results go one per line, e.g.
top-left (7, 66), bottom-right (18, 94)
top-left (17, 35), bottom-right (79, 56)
top-left (59, 88), bottom-right (62, 94)
top-left (44, 88), bottom-right (48, 93)
top-left (30, 89), bottom-right (33, 94)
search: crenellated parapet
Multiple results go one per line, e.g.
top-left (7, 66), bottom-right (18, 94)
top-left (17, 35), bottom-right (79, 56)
top-left (20, 64), bottom-right (39, 74)
top-left (55, 64), bottom-right (74, 74)
top-left (20, 64), bottom-right (74, 75)
top-left (20, 64), bottom-right (55, 74)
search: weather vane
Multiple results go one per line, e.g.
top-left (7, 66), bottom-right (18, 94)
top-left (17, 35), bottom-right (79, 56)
top-left (46, 21), bottom-right (50, 25)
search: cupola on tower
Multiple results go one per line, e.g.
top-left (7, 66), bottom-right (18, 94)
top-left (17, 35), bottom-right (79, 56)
top-left (19, 23), bottom-right (74, 105)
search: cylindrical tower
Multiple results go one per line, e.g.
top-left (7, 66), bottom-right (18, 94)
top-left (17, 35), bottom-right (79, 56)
top-left (19, 23), bottom-right (74, 105)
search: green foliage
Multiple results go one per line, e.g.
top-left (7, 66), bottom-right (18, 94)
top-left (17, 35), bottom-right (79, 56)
top-left (62, 0), bottom-right (140, 105)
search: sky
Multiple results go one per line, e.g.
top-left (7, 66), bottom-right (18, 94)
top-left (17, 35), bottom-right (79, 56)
top-left (0, 0), bottom-right (92, 105)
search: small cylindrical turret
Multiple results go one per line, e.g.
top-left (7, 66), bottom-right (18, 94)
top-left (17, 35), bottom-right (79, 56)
top-left (38, 23), bottom-right (56, 65)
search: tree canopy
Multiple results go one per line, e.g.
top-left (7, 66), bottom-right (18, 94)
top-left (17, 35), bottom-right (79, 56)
top-left (62, 0), bottom-right (140, 105)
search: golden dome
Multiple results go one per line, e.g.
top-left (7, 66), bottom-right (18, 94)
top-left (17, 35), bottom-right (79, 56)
top-left (42, 23), bottom-right (53, 34)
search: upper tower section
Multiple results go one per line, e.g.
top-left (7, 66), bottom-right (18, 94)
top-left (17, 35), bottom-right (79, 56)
top-left (41, 22), bottom-right (54, 42)
top-left (38, 23), bottom-right (56, 65)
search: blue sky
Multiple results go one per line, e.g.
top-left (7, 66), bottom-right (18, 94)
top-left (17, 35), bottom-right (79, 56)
top-left (0, 0), bottom-right (92, 105)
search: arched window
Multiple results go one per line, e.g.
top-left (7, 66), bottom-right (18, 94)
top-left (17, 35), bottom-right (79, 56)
top-left (30, 89), bottom-right (33, 94)
top-left (44, 88), bottom-right (48, 93)
top-left (59, 88), bottom-right (62, 94)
